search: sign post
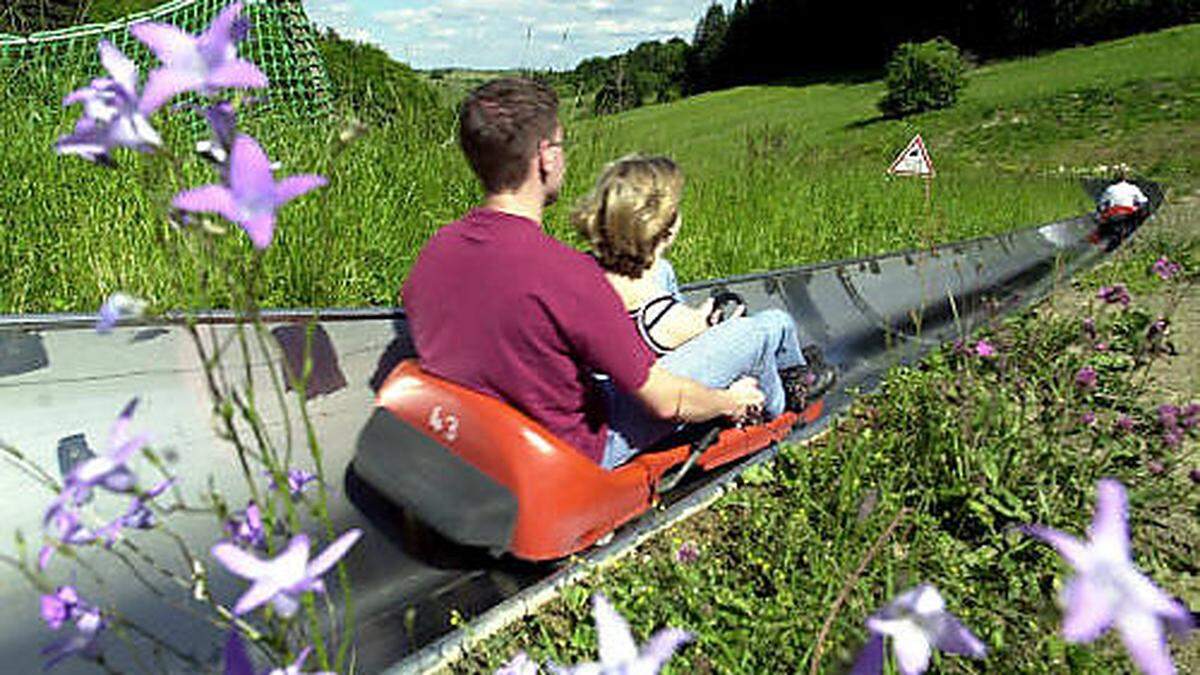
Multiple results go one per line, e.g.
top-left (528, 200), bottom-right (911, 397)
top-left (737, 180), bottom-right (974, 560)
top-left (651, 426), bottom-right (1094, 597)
top-left (887, 134), bottom-right (937, 243)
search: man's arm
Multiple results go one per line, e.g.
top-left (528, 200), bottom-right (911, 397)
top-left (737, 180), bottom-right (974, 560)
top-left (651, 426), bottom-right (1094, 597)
top-left (634, 363), bottom-right (764, 423)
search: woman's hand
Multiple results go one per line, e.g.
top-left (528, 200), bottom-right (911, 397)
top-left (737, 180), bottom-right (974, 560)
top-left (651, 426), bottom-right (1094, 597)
top-left (706, 292), bottom-right (747, 326)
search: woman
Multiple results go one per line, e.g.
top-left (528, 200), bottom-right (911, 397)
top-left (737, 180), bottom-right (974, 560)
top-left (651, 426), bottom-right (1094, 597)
top-left (572, 154), bottom-right (834, 468)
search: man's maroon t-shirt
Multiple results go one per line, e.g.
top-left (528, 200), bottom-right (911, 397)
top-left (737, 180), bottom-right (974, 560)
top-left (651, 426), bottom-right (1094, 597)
top-left (401, 208), bottom-right (655, 464)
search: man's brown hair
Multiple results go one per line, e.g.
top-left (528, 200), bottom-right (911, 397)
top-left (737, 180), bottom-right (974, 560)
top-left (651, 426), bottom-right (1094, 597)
top-left (459, 78), bottom-right (560, 193)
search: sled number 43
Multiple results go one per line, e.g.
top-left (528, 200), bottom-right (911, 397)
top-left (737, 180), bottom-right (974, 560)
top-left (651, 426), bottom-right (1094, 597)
top-left (428, 405), bottom-right (459, 442)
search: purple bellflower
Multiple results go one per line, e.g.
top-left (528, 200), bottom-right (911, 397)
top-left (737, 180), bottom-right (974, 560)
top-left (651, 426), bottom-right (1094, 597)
top-left (1098, 284), bottom-right (1131, 307)
top-left (212, 529), bottom-right (361, 618)
top-left (40, 586), bottom-right (105, 670)
top-left (224, 629), bottom-right (255, 675)
top-left (548, 593), bottom-right (693, 675)
top-left (1163, 429), bottom-right (1184, 449)
top-left (849, 584), bottom-right (986, 675)
top-left (40, 502), bottom-right (97, 569)
top-left (674, 541), bottom-right (701, 564)
top-left (1158, 403), bottom-right (1199, 435)
top-left (1076, 366), bottom-right (1098, 390)
top-left (1159, 405), bottom-right (1179, 429)
top-left (56, 41), bottom-right (162, 165)
top-left (40, 400), bottom-right (150, 569)
top-left (973, 340), bottom-right (996, 358)
top-left (1082, 317), bottom-right (1097, 340)
top-left (195, 101), bottom-right (281, 178)
top-left (66, 398), bottom-right (149, 501)
top-left (226, 501), bottom-right (266, 549)
top-left (1152, 257), bottom-right (1182, 281)
top-left (266, 468), bottom-right (318, 499)
top-left (131, 2), bottom-right (266, 114)
top-left (199, 101), bottom-right (237, 166)
top-left (96, 292), bottom-right (147, 333)
top-left (41, 586), bottom-right (85, 631)
top-left (1181, 403), bottom-right (1199, 429)
top-left (172, 134), bottom-right (326, 249)
top-left (224, 630), bottom-right (334, 675)
top-left (94, 478), bottom-right (176, 546)
top-left (1022, 479), bottom-right (1194, 674)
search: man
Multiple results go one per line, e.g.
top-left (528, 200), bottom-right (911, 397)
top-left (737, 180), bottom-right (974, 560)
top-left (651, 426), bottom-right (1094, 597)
top-left (402, 78), bottom-right (764, 469)
top-left (1097, 174), bottom-right (1149, 222)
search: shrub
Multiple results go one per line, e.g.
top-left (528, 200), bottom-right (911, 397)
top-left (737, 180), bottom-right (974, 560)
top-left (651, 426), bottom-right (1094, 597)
top-left (878, 37), bottom-right (966, 118)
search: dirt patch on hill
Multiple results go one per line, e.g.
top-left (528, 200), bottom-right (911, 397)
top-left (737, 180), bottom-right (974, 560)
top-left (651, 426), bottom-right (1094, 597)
top-left (1142, 193), bottom-right (1200, 399)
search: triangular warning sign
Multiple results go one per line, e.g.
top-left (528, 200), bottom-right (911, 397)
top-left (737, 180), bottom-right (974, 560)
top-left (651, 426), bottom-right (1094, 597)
top-left (887, 134), bottom-right (935, 176)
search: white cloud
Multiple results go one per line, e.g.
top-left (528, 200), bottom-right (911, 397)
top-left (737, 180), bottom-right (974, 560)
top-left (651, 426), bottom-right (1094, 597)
top-left (303, 0), bottom-right (713, 69)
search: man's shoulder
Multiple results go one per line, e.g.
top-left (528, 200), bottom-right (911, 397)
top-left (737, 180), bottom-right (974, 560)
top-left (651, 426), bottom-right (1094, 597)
top-left (415, 212), bottom-right (605, 287)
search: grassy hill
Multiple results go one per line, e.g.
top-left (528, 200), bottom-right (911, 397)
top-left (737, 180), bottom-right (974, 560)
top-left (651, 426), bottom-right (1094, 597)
top-left (1, 24), bottom-right (1197, 312)
top-left (550, 24), bottom-right (1198, 282)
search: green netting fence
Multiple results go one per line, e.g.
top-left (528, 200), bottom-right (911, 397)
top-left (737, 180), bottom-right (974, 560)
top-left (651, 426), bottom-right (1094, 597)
top-left (0, 0), bottom-right (332, 124)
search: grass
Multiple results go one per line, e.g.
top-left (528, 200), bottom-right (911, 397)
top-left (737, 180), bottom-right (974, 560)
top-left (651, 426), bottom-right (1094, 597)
top-left (2, 24), bottom-right (1198, 313)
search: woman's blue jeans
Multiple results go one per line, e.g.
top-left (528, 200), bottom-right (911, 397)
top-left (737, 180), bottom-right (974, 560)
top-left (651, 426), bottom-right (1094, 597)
top-left (600, 260), bottom-right (806, 469)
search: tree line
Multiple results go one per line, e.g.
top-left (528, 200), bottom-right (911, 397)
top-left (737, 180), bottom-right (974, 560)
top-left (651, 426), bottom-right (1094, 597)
top-left (554, 0), bottom-right (1196, 114)
top-left (686, 0), bottom-right (1196, 93)
top-left (546, 38), bottom-right (689, 116)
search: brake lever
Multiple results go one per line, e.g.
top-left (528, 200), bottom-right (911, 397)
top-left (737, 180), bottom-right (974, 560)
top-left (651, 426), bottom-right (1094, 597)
top-left (656, 425), bottom-right (722, 494)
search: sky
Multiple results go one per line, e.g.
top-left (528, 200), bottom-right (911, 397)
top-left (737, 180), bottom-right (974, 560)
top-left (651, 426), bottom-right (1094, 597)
top-left (301, 1), bottom-right (716, 71)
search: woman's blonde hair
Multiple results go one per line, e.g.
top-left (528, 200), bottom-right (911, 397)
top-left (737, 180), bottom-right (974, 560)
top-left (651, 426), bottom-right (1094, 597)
top-left (571, 154), bottom-right (683, 279)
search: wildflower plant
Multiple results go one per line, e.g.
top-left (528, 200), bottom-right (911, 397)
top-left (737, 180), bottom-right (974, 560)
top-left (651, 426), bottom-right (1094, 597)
top-left (1023, 480), bottom-right (1194, 674)
top-left (1151, 257), bottom-right (1181, 281)
top-left (54, 41), bottom-right (162, 165)
top-left (551, 593), bottom-right (693, 674)
top-left (850, 584), bottom-right (987, 675)
top-left (1, 3), bottom-right (364, 672)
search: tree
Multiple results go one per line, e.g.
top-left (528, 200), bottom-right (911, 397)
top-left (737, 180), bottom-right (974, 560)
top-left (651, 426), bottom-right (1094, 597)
top-left (878, 38), bottom-right (966, 118)
top-left (684, 2), bottom-right (728, 93)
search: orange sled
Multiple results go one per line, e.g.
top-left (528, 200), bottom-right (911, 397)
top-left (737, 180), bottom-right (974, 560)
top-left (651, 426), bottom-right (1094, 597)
top-left (352, 360), bottom-right (822, 561)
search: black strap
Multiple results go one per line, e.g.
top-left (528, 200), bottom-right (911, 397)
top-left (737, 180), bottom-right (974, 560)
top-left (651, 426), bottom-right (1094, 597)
top-left (641, 294), bottom-right (679, 331)
top-left (630, 295), bottom-right (680, 356)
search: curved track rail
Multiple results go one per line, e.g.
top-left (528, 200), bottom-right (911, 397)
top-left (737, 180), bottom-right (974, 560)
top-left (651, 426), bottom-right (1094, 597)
top-left (0, 195), bottom-right (1157, 673)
